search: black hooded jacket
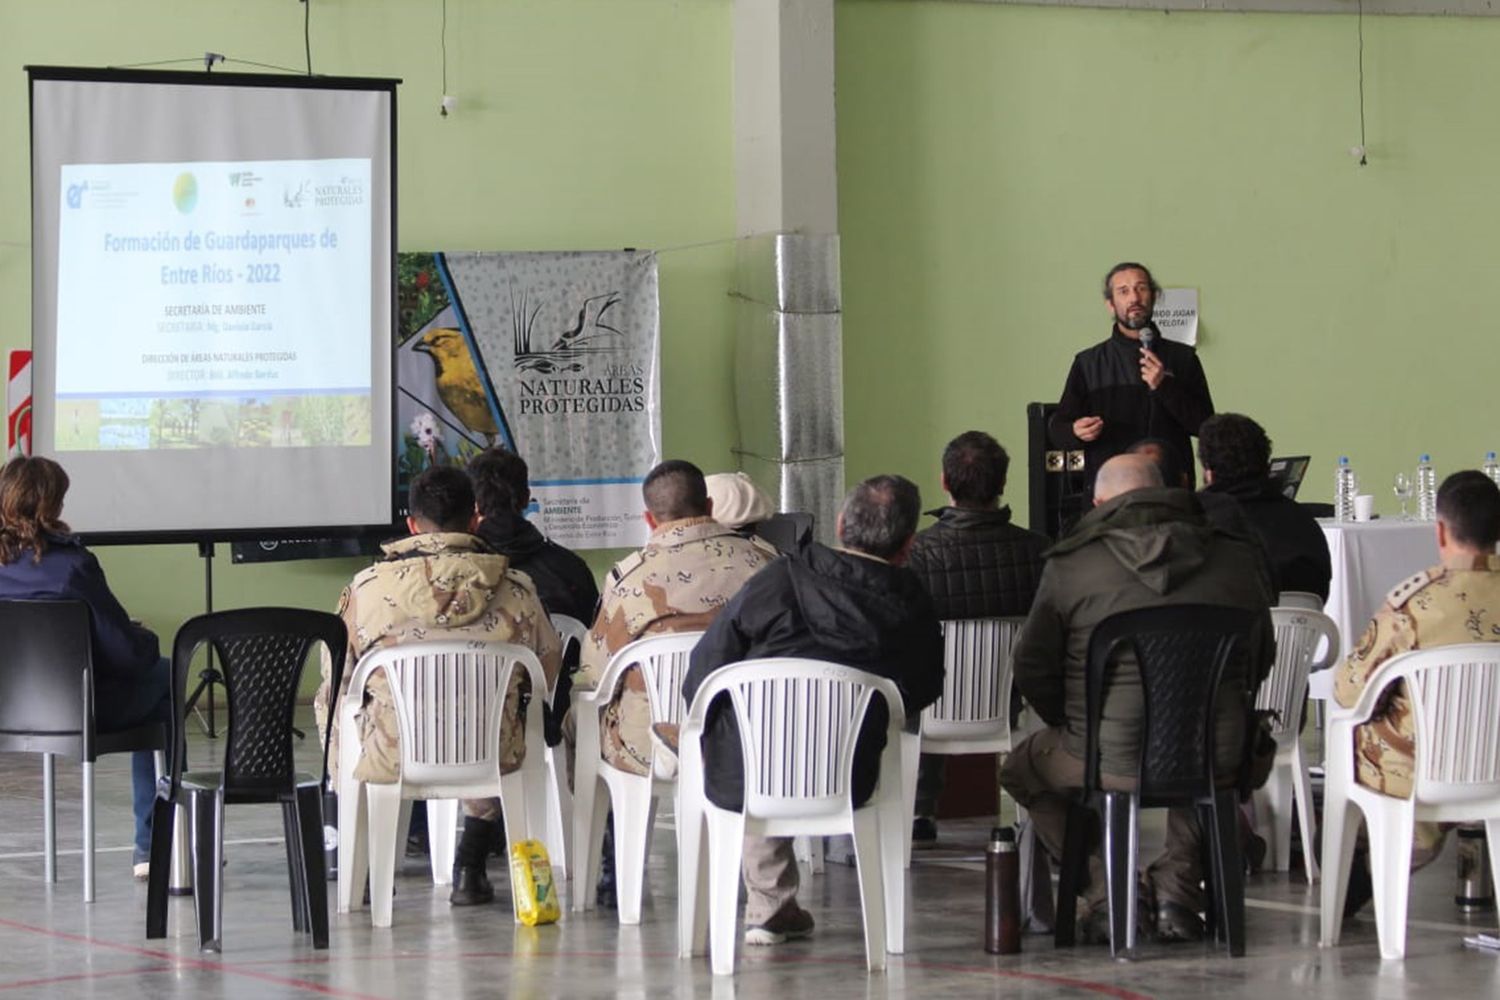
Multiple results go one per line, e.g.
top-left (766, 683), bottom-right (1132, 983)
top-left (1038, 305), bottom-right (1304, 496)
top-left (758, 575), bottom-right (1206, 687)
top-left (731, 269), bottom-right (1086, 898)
top-left (475, 512), bottom-right (600, 743)
top-left (683, 542), bottom-right (945, 811)
top-left (1199, 477), bottom-right (1332, 600)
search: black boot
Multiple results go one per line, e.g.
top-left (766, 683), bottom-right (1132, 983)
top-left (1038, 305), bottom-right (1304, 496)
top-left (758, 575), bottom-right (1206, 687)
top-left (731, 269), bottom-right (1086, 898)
top-left (450, 816), bottom-right (499, 906)
top-left (596, 813), bottom-right (617, 909)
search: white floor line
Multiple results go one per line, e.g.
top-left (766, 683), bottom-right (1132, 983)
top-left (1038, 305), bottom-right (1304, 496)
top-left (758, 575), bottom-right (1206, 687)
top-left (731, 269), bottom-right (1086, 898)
top-left (0, 836), bottom-right (286, 861)
top-left (1244, 895), bottom-right (1495, 934)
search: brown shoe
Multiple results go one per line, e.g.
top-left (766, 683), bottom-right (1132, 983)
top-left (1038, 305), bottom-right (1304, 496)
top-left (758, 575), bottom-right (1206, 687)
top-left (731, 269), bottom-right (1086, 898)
top-left (744, 904), bottom-right (815, 945)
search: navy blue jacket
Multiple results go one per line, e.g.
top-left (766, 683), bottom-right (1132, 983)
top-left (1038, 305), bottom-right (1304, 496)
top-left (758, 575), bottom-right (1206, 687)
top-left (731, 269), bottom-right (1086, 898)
top-left (0, 534), bottom-right (160, 702)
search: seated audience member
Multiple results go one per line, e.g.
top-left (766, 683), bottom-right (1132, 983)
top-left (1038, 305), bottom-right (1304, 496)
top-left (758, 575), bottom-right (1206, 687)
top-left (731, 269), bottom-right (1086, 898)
top-left (565, 460), bottom-right (777, 902)
top-left (1331, 470), bottom-right (1500, 915)
top-left (469, 447), bottom-right (600, 741)
top-left (684, 475), bottom-right (945, 945)
top-left (1196, 413), bottom-right (1332, 600)
top-left (314, 466), bottom-right (560, 907)
top-left (0, 456), bottom-right (170, 881)
top-left (1000, 454), bottom-right (1274, 943)
top-left (904, 431), bottom-right (1048, 843)
top-left (1127, 437), bottom-right (1193, 489)
top-left (705, 471), bottom-right (775, 536)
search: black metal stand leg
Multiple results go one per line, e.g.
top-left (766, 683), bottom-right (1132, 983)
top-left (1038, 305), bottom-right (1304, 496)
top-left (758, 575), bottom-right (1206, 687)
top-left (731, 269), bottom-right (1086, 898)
top-left (182, 542), bottom-right (221, 738)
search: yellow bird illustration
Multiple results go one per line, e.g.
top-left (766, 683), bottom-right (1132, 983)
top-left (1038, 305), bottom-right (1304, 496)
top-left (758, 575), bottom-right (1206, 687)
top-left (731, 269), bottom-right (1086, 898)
top-left (413, 328), bottom-right (499, 445)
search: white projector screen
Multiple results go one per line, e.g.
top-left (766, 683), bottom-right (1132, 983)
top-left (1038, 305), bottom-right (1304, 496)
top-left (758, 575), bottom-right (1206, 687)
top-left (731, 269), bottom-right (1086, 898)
top-left (29, 68), bottom-right (396, 542)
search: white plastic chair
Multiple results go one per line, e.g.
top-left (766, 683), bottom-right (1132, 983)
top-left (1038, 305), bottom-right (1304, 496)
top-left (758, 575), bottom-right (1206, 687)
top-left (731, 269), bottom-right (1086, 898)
top-left (544, 613), bottom-right (589, 879)
top-left (572, 631), bottom-right (704, 924)
top-left (1277, 591), bottom-right (1326, 611)
top-left (336, 640), bottom-right (553, 928)
top-left (1320, 643), bottom-right (1500, 959)
top-left (899, 617), bottom-right (1025, 866)
top-left (677, 659), bottom-right (906, 975)
top-left (1252, 607), bottom-right (1340, 883)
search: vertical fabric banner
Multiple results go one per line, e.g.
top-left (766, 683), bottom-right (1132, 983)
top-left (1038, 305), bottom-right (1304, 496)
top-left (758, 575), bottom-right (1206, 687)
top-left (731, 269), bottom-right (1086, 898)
top-left (395, 251), bottom-right (660, 549)
top-left (7, 351), bottom-right (31, 458)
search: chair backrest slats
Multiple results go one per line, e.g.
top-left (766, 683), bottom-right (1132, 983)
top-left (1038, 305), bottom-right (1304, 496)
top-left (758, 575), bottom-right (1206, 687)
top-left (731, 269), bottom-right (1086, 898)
top-left (1257, 608), bottom-right (1340, 745)
top-left (923, 617), bottom-right (1024, 742)
top-left (1403, 649), bottom-right (1500, 791)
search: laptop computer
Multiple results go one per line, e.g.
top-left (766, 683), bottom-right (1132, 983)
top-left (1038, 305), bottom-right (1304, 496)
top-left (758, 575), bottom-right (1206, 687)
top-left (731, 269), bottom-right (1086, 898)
top-left (1268, 455), bottom-right (1311, 500)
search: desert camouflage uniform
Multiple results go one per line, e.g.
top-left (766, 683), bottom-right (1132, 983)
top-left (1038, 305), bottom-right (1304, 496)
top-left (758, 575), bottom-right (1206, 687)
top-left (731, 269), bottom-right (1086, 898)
top-left (565, 516), bottom-right (776, 779)
top-left (314, 532), bottom-right (561, 821)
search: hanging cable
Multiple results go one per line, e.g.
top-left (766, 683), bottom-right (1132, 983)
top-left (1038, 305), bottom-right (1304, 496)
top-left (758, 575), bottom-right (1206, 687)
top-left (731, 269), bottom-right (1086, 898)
top-left (1356, 0), bottom-right (1367, 165)
top-left (304, 0), bottom-right (313, 75)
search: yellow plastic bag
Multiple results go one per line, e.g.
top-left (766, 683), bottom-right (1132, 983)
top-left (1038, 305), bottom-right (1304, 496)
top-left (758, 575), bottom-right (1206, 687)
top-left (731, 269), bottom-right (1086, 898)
top-left (508, 838), bottom-right (561, 926)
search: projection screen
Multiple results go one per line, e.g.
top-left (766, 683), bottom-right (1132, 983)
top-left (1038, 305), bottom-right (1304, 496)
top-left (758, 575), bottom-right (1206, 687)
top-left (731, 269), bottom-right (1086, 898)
top-left (29, 67), bottom-right (397, 542)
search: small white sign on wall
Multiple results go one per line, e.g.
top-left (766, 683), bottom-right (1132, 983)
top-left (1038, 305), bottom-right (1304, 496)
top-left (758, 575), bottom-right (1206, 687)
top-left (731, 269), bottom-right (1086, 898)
top-left (1155, 287), bottom-right (1198, 345)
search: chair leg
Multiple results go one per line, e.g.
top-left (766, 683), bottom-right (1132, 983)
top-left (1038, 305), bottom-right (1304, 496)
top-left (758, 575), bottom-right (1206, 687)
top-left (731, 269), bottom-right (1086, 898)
top-left (849, 808), bottom-right (889, 973)
top-left (1210, 791), bottom-right (1247, 957)
top-left (1366, 796), bottom-right (1416, 960)
top-left (1102, 792), bottom-right (1137, 958)
top-left (146, 796), bottom-right (176, 939)
top-left (189, 788), bottom-right (226, 952)
top-left (1255, 758), bottom-right (1294, 873)
top-left (1291, 740), bottom-right (1320, 884)
top-left (609, 771), bottom-right (655, 925)
top-left (1318, 788), bottom-right (1362, 947)
top-left (900, 732), bottom-right (920, 868)
top-left (1054, 803), bottom-right (1090, 947)
top-left (705, 810), bottom-right (748, 976)
top-left (877, 771), bottom-right (907, 954)
top-left (82, 760), bottom-right (96, 903)
top-left (427, 800), bottom-right (459, 886)
top-left (281, 802), bottom-right (307, 933)
top-left (42, 755), bottom-right (56, 884)
top-left (546, 746), bottom-right (573, 879)
top-left (294, 785), bottom-right (330, 949)
top-left (571, 719), bottom-right (606, 913)
top-left (366, 784), bottom-right (403, 929)
top-left (1199, 803), bottom-right (1224, 945)
top-left (675, 779), bottom-right (708, 959)
top-left (337, 778), bottom-right (369, 914)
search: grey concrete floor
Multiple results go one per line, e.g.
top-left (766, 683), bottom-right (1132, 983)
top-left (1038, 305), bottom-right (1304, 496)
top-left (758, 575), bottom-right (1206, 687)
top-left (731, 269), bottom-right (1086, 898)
top-left (0, 709), bottom-right (1497, 999)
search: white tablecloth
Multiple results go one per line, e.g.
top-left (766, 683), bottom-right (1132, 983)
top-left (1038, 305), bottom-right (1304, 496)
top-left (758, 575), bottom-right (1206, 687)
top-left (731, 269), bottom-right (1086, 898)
top-left (1320, 519), bottom-right (1438, 653)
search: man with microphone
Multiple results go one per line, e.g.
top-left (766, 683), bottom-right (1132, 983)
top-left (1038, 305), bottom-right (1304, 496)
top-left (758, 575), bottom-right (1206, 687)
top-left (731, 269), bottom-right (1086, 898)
top-left (1048, 262), bottom-right (1215, 488)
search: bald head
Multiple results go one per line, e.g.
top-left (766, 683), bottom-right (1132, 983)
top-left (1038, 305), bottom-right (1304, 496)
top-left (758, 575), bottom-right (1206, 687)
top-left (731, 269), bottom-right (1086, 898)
top-left (1093, 454), bottom-right (1164, 505)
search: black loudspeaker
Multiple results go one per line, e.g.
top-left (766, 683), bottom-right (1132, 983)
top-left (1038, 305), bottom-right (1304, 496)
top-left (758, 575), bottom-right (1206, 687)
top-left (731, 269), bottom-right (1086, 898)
top-left (1026, 402), bottom-right (1089, 540)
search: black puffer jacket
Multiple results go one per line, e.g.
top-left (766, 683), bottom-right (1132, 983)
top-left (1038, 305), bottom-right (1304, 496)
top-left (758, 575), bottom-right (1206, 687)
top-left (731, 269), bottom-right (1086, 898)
top-left (683, 542), bottom-right (945, 811)
top-left (906, 506), bottom-right (1049, 620)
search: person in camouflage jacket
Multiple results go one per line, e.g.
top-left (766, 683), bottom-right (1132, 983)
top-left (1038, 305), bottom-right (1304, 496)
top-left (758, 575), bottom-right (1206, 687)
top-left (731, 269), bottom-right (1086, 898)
top-left (315, 467), bottom-right (560, 906)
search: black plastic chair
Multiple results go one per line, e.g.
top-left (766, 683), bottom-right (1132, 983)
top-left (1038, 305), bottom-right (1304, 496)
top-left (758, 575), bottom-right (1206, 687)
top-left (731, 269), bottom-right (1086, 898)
top-left (145, 607), bottom-right (346, 952)
top-left (0, 599), bottom-right (168, 902)
top-left (1053, 604), bottom-right (1258, 958)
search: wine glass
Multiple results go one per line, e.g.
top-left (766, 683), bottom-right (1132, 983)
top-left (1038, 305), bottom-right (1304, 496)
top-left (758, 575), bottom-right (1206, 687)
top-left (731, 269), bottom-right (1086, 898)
top-left (1393, 472), bottom-right (1413, 521)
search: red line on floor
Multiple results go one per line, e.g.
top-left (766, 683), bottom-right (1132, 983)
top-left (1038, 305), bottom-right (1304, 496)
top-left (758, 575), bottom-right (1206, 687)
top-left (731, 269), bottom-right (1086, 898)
top-left (0, 966), bottom-right (171, 992)
top-left (0, 917), bottom-right (387, 1000)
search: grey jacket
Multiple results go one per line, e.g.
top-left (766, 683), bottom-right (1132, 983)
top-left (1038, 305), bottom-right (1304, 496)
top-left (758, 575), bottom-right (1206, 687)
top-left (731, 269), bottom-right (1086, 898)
top-left (1013, 487), bottom-right (1274, 779)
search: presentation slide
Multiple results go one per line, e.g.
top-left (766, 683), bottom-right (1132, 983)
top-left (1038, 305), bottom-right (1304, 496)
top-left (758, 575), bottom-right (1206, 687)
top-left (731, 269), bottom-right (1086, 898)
top-left (55, 157), bottom-right (372, 451)
top-left (29, 69), bottom-right (396, 539)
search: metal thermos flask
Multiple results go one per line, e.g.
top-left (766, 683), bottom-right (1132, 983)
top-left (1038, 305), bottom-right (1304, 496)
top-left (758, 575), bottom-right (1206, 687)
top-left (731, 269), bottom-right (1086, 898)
top-left (1456, 826), bottom-right (1495, 912)
top-left (985, 826), bottom-right (1021, 954)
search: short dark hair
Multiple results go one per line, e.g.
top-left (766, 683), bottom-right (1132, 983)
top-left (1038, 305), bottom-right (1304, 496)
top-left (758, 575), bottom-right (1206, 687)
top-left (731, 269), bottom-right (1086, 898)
top-left (1102, 261), bottom-right (1160, 300)
top-left (409, 466), bottom-right (476, 532)
top-left (469, 447), bottom-right (530, 518)
top-left (942, 431), bottom-right (1009, 506)
top-left (838, 474), bottom-right (920, 560)
top-left (1437, 471), bottom-right (1500, 550)
top-left (1127, 437), bottom-right (1189, 489)
top-left (1196, 413), bottom-right (1271, 486)
top-left (642, 459), bottom-right (709, 521)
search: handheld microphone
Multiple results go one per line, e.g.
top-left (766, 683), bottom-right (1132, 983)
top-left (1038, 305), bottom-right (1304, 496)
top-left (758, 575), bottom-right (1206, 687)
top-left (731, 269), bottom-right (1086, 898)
top-left (1139, 327), bottom-right (1156, 354)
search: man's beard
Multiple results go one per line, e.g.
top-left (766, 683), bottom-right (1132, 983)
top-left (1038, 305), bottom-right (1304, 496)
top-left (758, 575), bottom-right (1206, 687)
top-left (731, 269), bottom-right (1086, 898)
top-left (1117, 307), bottom-right (1153, 331)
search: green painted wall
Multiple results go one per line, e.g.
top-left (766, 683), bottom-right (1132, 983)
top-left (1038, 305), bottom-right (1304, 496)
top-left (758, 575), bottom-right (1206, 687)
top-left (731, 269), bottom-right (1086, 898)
top-left (5, 1), bottom-right (1497, 674)
top-left (836, 2), bottom-right (1499, 524)
top-left (0, 1), bottom-right (735, 665)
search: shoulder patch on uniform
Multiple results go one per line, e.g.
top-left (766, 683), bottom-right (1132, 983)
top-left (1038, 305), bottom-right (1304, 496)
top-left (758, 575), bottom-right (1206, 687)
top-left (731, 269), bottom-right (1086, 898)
top-left (749, 535), bottom-right (781, 560)
top-left (1386, 567), bottom-right (1437, 610)
top-left (608, 550), bottom-right (646, 586)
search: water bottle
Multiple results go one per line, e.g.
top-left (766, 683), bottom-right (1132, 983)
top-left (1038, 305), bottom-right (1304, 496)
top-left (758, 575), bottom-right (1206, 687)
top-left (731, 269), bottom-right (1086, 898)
top-left (1455, 826), bottom-right (1495, 912)
top-left (985, 826), bottom-right (1021, 954)
top-left (1485, 452), bottom-right (1500, 488)
top-left (1334, 456), bottom-right (1357, 522)
top-left (1416, 454), bottom-right (1437, 521)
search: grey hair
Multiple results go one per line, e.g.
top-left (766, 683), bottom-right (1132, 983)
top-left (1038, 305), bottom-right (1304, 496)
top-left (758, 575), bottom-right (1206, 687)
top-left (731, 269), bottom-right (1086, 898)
top-left (838, 474), bottom-right (921, 560)
top-left (1093, 454), bottom-right (1164, 504)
